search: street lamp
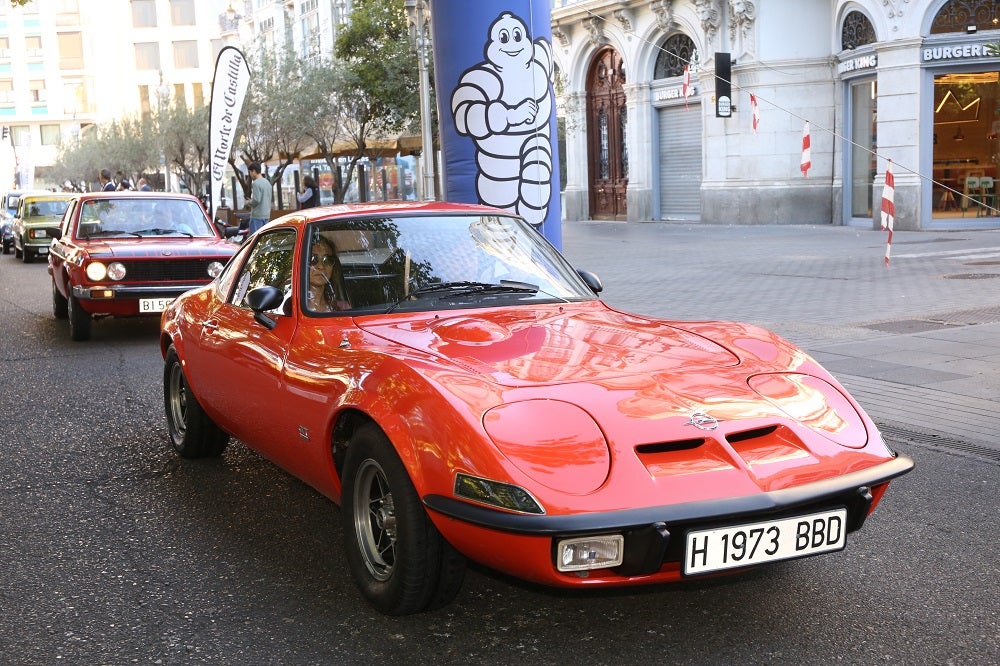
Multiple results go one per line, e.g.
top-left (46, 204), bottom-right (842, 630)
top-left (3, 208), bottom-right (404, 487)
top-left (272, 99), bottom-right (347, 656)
top-left (405, 0), bottom-right (436, 201)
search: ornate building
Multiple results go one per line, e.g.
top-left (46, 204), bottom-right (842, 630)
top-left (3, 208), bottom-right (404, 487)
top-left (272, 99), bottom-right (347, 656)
top-left (551, 0), bottom-right (1000, 230)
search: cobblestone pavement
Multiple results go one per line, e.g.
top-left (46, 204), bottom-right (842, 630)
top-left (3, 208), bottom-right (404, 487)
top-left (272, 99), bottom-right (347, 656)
top-left (560, 221), bottom-right (1000, 457)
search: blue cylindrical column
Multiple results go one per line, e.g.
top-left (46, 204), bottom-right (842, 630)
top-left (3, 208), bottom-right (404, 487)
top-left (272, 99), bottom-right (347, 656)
top-left (430, 0), bottom-right (561, 248)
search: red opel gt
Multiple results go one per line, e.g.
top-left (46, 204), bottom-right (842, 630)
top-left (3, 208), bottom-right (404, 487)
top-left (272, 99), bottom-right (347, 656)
top-left (48, 192), bottom-right (237, 341)
top-left (159, 202), bottom-right (913, 615)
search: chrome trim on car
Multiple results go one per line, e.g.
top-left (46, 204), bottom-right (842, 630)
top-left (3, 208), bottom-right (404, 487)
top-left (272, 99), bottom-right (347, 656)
top-left (71, 284), bottom-right (208, 299)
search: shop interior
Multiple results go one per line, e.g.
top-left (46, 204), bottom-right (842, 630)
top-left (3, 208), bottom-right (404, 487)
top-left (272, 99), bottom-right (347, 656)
top-left (932, 71), bottom-right (1000, 218)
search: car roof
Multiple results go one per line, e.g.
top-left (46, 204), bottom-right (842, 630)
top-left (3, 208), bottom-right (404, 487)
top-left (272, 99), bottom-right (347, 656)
top-left (276, 201), bottom-right (512, 227)
top-left (72, 191), bottom-right (203, 202)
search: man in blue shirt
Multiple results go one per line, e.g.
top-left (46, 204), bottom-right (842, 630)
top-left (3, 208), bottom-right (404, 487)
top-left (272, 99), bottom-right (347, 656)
top-left (247, 162), bottom-right (272, 234)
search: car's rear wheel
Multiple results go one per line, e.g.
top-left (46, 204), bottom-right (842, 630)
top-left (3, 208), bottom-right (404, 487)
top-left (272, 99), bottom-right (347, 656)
top-left (14, 242), bottom-right (22, 259)
top-left (67, 292), bottom-right (91, 341)
top-left (342, 423), bottom-right (466, 615)
top-left (52, 280), bottom-right (68, 319)
top-left (163, 345), bottom-right (229, 458)
top-left (1, 241), bottom-right (9, 255)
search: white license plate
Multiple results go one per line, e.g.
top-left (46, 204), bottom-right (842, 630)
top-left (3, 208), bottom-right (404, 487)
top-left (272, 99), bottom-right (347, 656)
top-left (37, 246), bottom-right (47, 254)
top-left (139, 297), bottom-right (173, 313)
top-left (684, 508), bottom-right (847, 575)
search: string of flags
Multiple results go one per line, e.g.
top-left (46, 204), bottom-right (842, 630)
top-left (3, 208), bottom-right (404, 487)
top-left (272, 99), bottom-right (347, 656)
top-left (800, 122), bottom-right (811, 177)
top-left (682, 64), bottom-right (691, 110)
top-left (880, 160), bottom-right (895, 267)
top-left (750, 94), bottom-right (759, 134)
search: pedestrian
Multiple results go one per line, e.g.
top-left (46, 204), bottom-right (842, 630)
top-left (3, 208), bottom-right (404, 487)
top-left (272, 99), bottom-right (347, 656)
top-left (246, 162), bottom-right (272, 234)
top-left (99, 169), bottom-right (115, 192)
top-left (297, 174), bottom-right (321, 209)
top-left (137, 178), bottom-right (152, 191)
top-left (115, 170), bottom-right (133, 191)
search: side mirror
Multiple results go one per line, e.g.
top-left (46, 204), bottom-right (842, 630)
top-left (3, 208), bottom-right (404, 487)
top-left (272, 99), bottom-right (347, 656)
top-left (246, 285), bottom-right (284, 330)
top-left (50, 228), bottom-right (63, 240)
top-left (577, 270), bottom-right (603, 294)
top-left (215, 221), bottom-right (239, 238)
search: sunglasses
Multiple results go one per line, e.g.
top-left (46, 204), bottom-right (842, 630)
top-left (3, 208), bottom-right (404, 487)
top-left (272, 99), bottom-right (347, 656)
top-left (310, 253), bottom-right (336, 267)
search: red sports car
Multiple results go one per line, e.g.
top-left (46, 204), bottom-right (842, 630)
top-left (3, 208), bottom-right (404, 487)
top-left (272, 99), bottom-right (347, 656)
top-left (48, 192), bottom-right (237, 341)
top-left (159, 202), bottom-right (913, 615)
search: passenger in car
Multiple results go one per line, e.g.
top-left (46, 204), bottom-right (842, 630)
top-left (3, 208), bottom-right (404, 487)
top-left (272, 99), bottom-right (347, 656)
top-left (307, 234), bottom-right (351, 312)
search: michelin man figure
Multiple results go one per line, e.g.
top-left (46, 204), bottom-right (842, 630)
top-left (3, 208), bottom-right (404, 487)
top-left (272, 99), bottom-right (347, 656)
top-left (451, 11), bottom-right (554, 227)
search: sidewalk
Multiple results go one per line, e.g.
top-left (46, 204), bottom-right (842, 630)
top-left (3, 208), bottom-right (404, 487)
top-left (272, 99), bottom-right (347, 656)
top-left (560, 221), bottom-right (1000, 459)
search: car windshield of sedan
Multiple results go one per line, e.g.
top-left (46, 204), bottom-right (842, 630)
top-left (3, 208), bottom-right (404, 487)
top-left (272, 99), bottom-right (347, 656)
top-left (304, 213), bottom-right (597, 314)
top-left (76, 198), bottom-right (215, 238)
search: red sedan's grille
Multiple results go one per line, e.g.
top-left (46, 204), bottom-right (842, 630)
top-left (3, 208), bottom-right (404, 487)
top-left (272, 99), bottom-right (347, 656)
top-left (120, 259), bottom-right (217, 282)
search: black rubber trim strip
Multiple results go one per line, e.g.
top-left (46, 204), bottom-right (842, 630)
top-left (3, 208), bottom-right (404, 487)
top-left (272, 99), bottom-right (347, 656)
top-left (423, 455), bottom-right (914, 536)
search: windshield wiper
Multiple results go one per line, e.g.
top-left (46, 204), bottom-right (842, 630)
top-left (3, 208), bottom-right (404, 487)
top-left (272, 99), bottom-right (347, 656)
top-left (384, 280), bottom-right (539, 314)
top-left (86, 229), bottom-right (142, 237)
top-left (132, 227), bottom-right (193, 237)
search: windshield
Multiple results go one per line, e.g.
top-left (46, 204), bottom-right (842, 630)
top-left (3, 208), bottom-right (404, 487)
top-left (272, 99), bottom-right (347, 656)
top-left (75, 198), bottom-right (216, 238)
top-left (25, 199), bottom-right (70, 219)
top-left (304, 213), bottom-right (596, 314)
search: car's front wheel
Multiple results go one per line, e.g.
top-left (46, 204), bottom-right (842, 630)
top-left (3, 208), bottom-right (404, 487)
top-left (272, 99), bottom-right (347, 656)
top-left (13, 242), bottom-right (22, 259)
top-left (163, 345), bottom-right (229, 458)
top-left (67, 292), bottom-right (91, 341)
top-left (342, 423), bottom-right (466, 615)
top-left (52, 280), bottom-right (68, 319)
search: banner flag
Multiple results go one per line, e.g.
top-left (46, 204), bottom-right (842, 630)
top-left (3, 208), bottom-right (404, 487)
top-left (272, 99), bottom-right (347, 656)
top-left (208, 46), bottom-right (252, 224)
top-left (430, 0), bottom-right (562, 248)
top-left (683, 65), bottom-right (691, 110)
top-left (881, 160), bottom-right (895, 267)
top-left (800, 121), bottom-right (811, 177)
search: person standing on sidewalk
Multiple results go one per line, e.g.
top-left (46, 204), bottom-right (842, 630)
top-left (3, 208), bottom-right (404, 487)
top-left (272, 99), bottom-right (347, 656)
top-left (247, 162), bottom-right (272, 234)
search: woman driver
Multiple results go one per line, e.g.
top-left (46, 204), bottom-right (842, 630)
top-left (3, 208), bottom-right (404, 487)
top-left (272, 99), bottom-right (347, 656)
top-left (307, 234), bottom-right (351, 312)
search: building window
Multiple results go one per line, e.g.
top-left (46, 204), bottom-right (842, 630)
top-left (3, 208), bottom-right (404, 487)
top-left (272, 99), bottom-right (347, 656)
top-left (11, 125), bottom-right (31, 147)
top-left (29, 80), bottom-right (46, 103)
top-left (931, 0), bottom-right (1000, 34)
top-left (173, 40), bottom-right (199, 69)
top-left (169, 0), bottom-right (195, 26)
top-left (40, 124), bottom-right (61, 145)
top-left (58, 32), bottom-right (84, 70)
top-left (139, 84), bottom-right (151, 116)
top-left (301, 11), bottom-right (320, 58)
top-left (134, 42), bottom-right (161, 70)
top-left (63, 81), bottom-right (86, 114)
top-left (192, 82), bottom-right (204, 108)
top-left (0, 80), bottom-right (13, 105)
top-left (841, 11), bottom-right (876, 50)
top-left (54, 0), bottom-right (80, 26)
top-left (174, 83), bottom-right (186, 106)
top-left (131, 0), bottom-right (157, 28)
top-left (0, 37), bottom-right (9, 60)
top-left (653, 34), bottom-right (696, 80)
top-left (25, 35), bottom-right (43, 58)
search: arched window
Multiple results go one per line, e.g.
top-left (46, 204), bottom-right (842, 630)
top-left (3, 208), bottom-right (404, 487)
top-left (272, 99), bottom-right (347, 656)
top-left (930, 0), bottom-right (1000, 34)
top-left (841, 11), bottom-right (877, 49)
top-left (653, 34), bottom-right (696, 80)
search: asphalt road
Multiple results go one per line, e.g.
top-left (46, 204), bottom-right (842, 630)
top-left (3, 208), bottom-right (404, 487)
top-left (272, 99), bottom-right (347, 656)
top-left (0, 242), bottom-right (997, 665)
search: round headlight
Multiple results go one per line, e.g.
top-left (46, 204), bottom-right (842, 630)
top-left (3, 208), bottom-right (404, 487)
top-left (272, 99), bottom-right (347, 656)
top-left (107, 262), bottom-right (126, 281)
top-left (207, 261), bottom-right (225, 278)
top-left (85, 262), bottom-right (107, 281)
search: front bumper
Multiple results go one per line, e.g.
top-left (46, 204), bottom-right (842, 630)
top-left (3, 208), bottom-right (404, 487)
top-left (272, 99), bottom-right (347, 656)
top-left (71, 283), bottom-right (208, 315)
top-left (425, 455), bottom-right (913, 583)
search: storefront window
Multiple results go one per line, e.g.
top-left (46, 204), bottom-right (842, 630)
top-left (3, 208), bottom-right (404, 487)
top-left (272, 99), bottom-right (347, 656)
top-left (850, 80), bottom-right (877, 218)
top-left (932, 71), bottom-right (999, 217)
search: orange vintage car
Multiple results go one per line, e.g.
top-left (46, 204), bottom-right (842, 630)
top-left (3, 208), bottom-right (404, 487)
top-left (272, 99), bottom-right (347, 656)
top-left (159, 202), bottom-right (912, 615)
top-left (48, 191), bottom-right (237, 341)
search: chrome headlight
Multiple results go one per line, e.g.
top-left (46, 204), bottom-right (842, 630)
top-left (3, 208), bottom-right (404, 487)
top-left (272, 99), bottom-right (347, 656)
top-left (106, 262), bottom-right (126, 281)
top-left (207, 261), bottom-right (225, 278)
top-left (556, 535), bottom-right (624, 572)
top-left (85, 262), bottom-right (107, 281)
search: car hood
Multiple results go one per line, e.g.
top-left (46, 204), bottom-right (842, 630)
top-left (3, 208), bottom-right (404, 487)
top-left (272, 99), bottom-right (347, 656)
top-left (79, 237), bottom-right (235, 258)
top-left (358, 303), bottom-right (741, 388)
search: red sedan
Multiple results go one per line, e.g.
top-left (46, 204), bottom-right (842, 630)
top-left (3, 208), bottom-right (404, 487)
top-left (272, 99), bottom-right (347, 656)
top-left (48, 192), bottom-right (237, 341)
top-left (159, 202), bottom-right (912, 614)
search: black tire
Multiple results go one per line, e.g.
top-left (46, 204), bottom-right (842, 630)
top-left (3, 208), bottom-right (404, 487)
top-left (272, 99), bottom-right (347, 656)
top-left (67, 292), bottom-right (92, 341)
top-left (1, 242), bottom-right (9, 255)
top-left (342, 423), bottom-right (466, 615)
top-left (21, 246), bottom-right (32, 263)
top-left (52, 280), bottom-right (68, 319)
top-left (13, 243), bottom-right (22, 259)
top-left (163, 345), bottom-right (229, 458)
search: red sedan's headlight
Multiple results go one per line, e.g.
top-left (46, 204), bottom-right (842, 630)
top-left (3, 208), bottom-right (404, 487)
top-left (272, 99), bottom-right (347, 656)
top-left (748, 373), bottom-right (868, 448)
top-left (482, 400), bottom-right (611, 495)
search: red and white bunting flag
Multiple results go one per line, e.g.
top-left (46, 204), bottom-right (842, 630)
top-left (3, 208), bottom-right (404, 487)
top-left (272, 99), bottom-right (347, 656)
top-left (750, 94), bottom-right (759, 134)
top-left (800, 121), bottom-right (811, 177)
top-left (682, 64), bottom-right (690, 110)
top-left (880, 160), bottom-right (895, 267)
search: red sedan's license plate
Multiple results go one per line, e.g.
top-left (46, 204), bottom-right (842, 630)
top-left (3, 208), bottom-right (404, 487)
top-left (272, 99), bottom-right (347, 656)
top-left (684, 508), bottom-right (847, 575)
top-left (140, 297), bottom-right (174, 313)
